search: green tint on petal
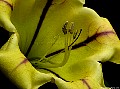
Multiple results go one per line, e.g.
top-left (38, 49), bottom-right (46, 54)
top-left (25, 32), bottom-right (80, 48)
top-left (31, 5), bottom-right (120, 89)
top-left (0, 1), bottom-right (53, 88)
top-left (0, 0), bottom-right (120, 89)
top-left (11, 0), bottom-right (47, 54)
top-left (27, 0), bottom-right (84, 58)
top-left (0, 33), bottom-right (52, 89)
top-left (28, 7), bottom-right (101, 59)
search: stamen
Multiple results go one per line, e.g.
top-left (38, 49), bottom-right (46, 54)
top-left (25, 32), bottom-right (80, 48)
top-left (62, 21), bottom-right (68, 34)
top-left (68, 22), bottom-right (74, 34)
top-left (29, 34), bottom-right (59, 62)
top-left (69, 29), bottom-right (82, 47)
top-left (31, 21), bottom-right (81, 68)
top-left (39, 34), bottom-right (59, 62)
top-left (73, 31), bottom-right (78, 39)
top-left (31, 32), bottom-right (71, 68)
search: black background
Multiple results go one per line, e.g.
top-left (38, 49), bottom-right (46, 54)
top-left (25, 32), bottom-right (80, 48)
top-left (85, 0), bottom-right (120, 87)
top-left (0, 0), bottom-right (120, 89)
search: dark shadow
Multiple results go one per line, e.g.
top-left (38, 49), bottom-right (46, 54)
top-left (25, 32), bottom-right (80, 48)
top-left (102, 62), bottom-right (120, 87)
top-left (0, 27), bottom-right (9, 48)
top-left (0, 70), bottom-right (18, 89)
top-left (84, 0), bottom-right (120, 38)
top-left (39, 82), bottom-right (58, 89)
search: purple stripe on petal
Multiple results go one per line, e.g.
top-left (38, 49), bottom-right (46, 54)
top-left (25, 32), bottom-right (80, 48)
top-left (81, 79), bottom-right (91, 89)
top-left (0, 0), bottom-right (13, 10)
top-left (12, 58), bottom-right (28, 72)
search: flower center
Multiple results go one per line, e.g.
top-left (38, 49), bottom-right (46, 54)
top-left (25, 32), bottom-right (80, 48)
top-left (30, 21), bottom-right (82, 68)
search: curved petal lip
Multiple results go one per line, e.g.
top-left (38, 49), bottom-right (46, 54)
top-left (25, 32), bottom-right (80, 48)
top-left (0, 0), bottom-right (13, 10)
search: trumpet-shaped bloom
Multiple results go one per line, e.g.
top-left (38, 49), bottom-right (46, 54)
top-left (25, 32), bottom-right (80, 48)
top-left (0, 0), bottom-right (120, 89)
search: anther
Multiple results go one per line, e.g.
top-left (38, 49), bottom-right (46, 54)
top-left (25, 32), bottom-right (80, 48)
top-left (62, 21), bottom-right (68, 34)
top-left (68, 22), bottom-right (74, 34)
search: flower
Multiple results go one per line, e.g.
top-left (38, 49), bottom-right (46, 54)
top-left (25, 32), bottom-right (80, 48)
top-left (0, 0), bottom-right (120, 89)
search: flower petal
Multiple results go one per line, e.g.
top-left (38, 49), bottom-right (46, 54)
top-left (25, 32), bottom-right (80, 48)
top-left (0, 1), bottom-right (52, 88)
top-left (0, 33), bottom-right (52, 89)
top-left (31, 5), bottom-right (120, 89)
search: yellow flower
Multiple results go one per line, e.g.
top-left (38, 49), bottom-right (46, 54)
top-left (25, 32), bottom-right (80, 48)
top-left (0, 0), bottom-right (119, 89)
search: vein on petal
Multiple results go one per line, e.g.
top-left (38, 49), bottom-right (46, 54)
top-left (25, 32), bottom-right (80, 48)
top-left (81, 79), bottom-right (91, 89)
top-left (46, 30), bottom-right (115, 57)
top-left (0, 0), bottom-right (13, 10)
top-left (12, 58), bottom-right (28, 72)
